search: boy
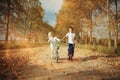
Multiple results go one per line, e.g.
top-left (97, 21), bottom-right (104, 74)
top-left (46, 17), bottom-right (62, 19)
top-left (62, 26), bottom-right (76, 61)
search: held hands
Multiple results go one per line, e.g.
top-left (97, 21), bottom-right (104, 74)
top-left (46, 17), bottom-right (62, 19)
top-left (61, 37), bottom-right (65, 41)
top-left (59, 39), bottom-right (63, 42)
top-left (60, 38), bottom-right (64, 42)
top-left (60, 39), bottom-right (63, 42)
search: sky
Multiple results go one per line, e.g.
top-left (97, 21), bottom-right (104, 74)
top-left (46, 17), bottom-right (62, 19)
top-left (40, 0), bottom-right (63, 27)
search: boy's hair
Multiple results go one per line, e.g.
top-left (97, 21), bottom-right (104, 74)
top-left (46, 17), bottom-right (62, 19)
top-left (69, 26), bottom-right (73, 31)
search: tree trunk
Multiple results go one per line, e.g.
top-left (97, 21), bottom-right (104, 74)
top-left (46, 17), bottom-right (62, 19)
top-left (114, 0), bottom-right (118, 48)
top-left (89, 17), bottom-right (92, 44)
top-left (5, 0), bottom-right (11, 44)
top-left (28, 22), bottom-right (32, 43)
top-left (107, 0), bottom-right (111, 47)
top-left (24, 17), bottom-right (27, 41)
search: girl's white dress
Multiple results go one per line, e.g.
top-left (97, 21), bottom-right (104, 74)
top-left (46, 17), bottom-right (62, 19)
top-left (48, 37), bottom-right (60, 58)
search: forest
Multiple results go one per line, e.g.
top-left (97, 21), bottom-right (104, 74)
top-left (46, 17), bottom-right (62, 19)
top-left (0, 0), bottom-right (53, 45)
top-left (0, 0), bottom-right (120, 49)
top-left (0, 0), bottom-right (120, 80)
top-left (55, 0), bottom-right (120, 48)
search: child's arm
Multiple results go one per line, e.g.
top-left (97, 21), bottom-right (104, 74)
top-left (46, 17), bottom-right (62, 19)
top-left (62, 36), bottom-right (66, 41)
top-left (47, 38), bottom-right (50, 43)
top-left (55, 37), bottom-right (60, 42)
top-left (74, 34), bottom-right (77, 43)
top-left (62, 33), bottom-right (68, 41)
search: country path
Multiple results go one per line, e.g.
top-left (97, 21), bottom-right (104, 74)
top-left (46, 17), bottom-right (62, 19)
top-left (2, 45), bottom-right (120, 80)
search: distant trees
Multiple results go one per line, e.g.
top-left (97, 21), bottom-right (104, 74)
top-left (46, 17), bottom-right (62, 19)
top-left (55, 0), bottom-right (120, 48)
top-left (114, 0), bottom-right (118, 48)
top-left (0, 0), bottom-right (53, 43)
top-left (0, 0), bottom-right (11, 43)
top-left (107, 0), bottom-right (112, 47)
top-left (6, 0), bottom-right (11, 44)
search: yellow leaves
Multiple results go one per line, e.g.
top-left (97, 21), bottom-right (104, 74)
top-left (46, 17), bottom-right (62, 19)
top-left (0, 50), bottom-right (29, 80)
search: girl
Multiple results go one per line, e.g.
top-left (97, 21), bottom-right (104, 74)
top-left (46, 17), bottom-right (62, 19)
top-left (48, 32), bottom-right (60, 59)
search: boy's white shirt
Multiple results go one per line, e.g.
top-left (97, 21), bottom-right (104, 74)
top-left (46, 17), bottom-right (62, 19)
top-left (48, 37), bottom-right (60, 49)
top-left (65, 32), bottom-right (75, 44)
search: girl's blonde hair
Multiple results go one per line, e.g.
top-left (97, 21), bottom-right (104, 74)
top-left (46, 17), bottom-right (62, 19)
top-left (48, 32), bottom-right (54, 37)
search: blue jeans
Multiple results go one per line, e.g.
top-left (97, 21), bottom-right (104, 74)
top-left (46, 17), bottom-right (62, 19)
top-left (68, 43), bottom-right (75, 57)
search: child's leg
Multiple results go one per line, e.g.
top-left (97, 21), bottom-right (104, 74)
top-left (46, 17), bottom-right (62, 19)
top-left (68, 44), bottom-right (71, 60)
top-left (68, 44), bottom-right (74, 60)
top-left (50, 48), bottom-right (54, 58)
top-left (53, 50), bottom-right (56, 58)
top-left (71, 44), bottom-right (75, 57)
top-left (54, 50), bottom-right (59, 58)
top-left (53, 46), bottom-right (59, 58)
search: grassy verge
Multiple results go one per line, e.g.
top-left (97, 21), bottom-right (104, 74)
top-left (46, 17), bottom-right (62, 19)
top-left (76, 44), bottom-right (120, 55)
top-left (0, 42), bottom-right (48, 50)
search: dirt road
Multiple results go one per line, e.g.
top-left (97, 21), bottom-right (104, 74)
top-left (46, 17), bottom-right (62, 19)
top-left (8, 45), bottom-right (120, 80)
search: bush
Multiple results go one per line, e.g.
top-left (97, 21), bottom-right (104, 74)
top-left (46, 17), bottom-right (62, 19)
top-left (104, 47), bottom-right (114, 54)
top-left (77, 44), bottom-right (120, 54)
top-left (96, 45), bottom-right (105, 53)
top-left (0, 42), bottom-right (32, 50)
top-left (114, 46), bottom-right (120, 54)
top-left (91, 44), bottom-right (97, 51)
top-left (0, 43), bottom-right (6, 49)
